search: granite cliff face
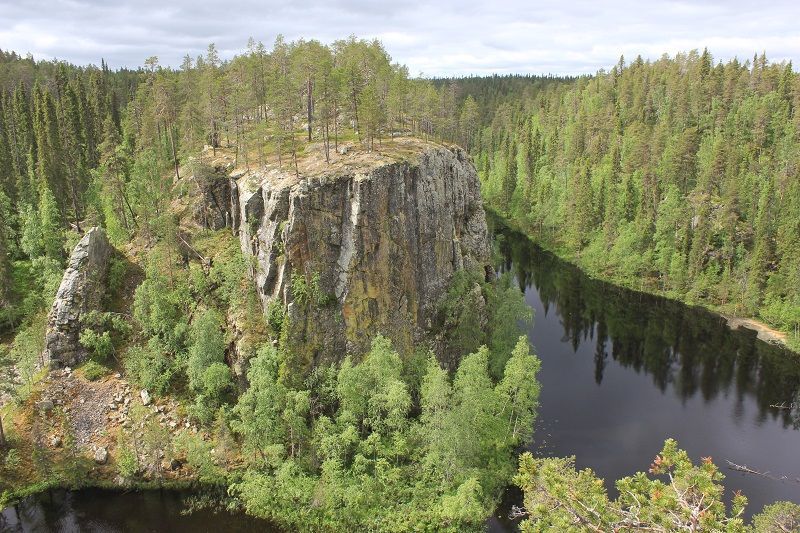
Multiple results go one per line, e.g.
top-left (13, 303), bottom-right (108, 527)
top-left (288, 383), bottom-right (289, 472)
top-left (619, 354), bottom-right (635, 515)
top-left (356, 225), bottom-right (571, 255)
top-left (43, 227), bottom-right (112, 368)
top-left (222, 141), bottom-right (490, 369)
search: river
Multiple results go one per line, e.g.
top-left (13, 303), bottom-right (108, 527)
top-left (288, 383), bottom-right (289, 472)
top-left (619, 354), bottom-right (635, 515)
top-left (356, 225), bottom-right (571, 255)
top-left (4, 221), bottom-right (800, 531)
top-left (488, 218), bottom-right (800, 529)
top-left (0, 488), bottom-right (275, 532)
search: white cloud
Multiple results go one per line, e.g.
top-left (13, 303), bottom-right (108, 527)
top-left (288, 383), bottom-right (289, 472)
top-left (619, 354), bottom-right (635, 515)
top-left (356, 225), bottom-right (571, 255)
top-left (0, 0), bottom-right (797, 75)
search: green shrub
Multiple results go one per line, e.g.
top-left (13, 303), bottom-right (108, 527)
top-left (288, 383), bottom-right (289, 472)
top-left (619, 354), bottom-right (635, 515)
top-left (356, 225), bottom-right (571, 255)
top-left (79, 329), bottom-right (114, 360)
top-left (290, 272), bottom-right (311, 307)
top-left (107, 255), bottom-right (129, 295)
top-left (187, 309), bottom-right (226, 393)
top-left (174, 431), bottom-right (226, 485)
top-left (132, 249), bottom-right (191, 352)
top-left (290, 271), bottom-right (332, 308)
top-left (3, 448), bottom-right (21, 469)
top-left (513, 439), bottom-right (800, 532)
top-left (78, 311), bottom-right (131, 363)
top-left (9, 311), bottom-right (48, 394)
top-left (124, 338), bottom-right (176, 395)
top-left (310, 272), bottom-right (334, 306)
top-left (188, 364), bottom-right (233, 425)
top-left (266, 299), bottom-right (286, 334)
top-left (116, 434), bottom-right (139, 479)
top-left (753, 501), bottom-right (800, 532)
top-left (81, 359), bottom-right (111, 381)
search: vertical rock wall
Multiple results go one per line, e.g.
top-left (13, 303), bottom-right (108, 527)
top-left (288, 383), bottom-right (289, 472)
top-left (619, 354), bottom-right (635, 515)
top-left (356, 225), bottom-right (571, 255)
top-left (229, 144), bottom-right (490, 369)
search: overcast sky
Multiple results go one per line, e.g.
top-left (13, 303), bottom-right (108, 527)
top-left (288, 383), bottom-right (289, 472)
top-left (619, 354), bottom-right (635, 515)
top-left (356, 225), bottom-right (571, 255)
top-left (1, 0), bottom-right (799, 76)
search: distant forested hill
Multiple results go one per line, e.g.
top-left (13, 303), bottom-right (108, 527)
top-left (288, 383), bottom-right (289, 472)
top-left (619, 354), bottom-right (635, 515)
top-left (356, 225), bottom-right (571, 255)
top-left (468, 51), bottom-right (800, 348)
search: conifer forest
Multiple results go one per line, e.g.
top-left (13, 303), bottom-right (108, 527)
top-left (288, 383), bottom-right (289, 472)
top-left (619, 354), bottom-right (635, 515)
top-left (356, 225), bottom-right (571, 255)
top-left (1, 8), bottom-right (799, 532)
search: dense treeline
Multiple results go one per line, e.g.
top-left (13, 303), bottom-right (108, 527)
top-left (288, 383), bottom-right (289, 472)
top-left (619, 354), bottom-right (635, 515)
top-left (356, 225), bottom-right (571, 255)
top-left (474, 51), bottom-right (800, 348)
top-left (0, 49), bottom-right (138, 327)
top-left (433, 74), bottom-right (573, 126)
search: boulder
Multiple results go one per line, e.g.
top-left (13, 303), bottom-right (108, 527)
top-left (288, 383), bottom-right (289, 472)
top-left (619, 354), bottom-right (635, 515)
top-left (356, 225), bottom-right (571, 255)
top-left (94, 447), bottom-right (108, 464)
top-left (42, 228), bottom-right (112, 368)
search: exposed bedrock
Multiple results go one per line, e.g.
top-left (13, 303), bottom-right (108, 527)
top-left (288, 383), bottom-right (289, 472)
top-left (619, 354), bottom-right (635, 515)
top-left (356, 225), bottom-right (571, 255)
top-left (43, 227), bottom-right (113, 368)
top-left (227, 143), bottom-right (491, 370)
top-left (193, 163), bottom-right (235, 231)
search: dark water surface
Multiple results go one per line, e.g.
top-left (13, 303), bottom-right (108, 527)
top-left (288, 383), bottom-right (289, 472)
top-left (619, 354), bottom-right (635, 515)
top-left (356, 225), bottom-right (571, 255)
top-left (489, 218), bottom-right (800, 530)
top-left (0, 489), bottom-right (275, 532)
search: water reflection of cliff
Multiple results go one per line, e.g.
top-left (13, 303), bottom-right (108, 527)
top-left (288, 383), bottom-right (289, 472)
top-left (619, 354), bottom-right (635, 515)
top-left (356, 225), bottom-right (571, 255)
top-left (490, 218), bottom-right (800, 430)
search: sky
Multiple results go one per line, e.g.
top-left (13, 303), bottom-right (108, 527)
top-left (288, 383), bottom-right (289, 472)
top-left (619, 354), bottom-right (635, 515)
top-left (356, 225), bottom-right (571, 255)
top-left (1, 0), bottom-right (799, 76)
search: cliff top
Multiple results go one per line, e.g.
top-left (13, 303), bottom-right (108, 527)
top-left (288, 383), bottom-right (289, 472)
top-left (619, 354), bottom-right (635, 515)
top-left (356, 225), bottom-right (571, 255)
top-left (203, 136), bottom-right (455, 193)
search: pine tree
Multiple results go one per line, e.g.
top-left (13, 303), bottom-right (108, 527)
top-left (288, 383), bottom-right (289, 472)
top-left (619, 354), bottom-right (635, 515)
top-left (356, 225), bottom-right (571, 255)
top-left (746, 181), bottom-right (775, 311)
top-left (39, 182), bottom-right (64, 261)
top-left (501, 137), bottom-right (517, 214)
top-left (61, 81), bottom-right (88, 229)
top-left (270, 36), bottom-right (299, 174)
top-left (0, 214), bottom-right (10, 306)
top-left (202, 45), bottom-right (222, 153)
top-left (96, 116), bottom-right (134, 241)
top-left (33, 85), bottom-right (66, 221)
top-left (11, 82), bottom-right (35, 198)
top-left (358, 81), bottom-right (383, 150)
top-left (0, 95), bottom-right (14, 202)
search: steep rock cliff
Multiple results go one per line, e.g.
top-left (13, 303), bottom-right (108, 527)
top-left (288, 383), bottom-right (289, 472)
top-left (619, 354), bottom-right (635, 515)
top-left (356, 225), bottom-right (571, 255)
top-left (43, 227), bottom-right (113, 368)
top-left (226, 140), bottom-right (490, 370)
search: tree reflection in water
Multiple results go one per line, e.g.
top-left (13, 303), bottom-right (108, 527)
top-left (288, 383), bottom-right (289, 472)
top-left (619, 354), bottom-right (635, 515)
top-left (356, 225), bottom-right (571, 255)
top-left (491, 216), bottom-right (800, 431)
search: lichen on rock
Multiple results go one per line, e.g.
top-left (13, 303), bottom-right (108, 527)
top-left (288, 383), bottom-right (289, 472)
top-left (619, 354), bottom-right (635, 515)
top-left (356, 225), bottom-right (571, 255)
top-left (42, 227), bottom-right (113, 368)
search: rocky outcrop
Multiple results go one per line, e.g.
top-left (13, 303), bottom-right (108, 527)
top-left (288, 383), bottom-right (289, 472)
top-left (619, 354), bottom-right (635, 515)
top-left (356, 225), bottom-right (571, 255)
top-left (43, 227), bottom-right (112, 368)
top-left (227, 141), bottom-right (490, 370)
top-left (193, 163), bottom-right (235, 230)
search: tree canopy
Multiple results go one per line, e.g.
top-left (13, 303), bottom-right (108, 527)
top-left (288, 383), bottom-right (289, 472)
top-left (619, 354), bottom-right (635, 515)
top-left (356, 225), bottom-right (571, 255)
top-left (470, 51), bottom-right (800, 349)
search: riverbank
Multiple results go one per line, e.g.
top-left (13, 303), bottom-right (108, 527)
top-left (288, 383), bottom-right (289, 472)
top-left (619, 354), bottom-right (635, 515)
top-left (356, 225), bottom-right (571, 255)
top-left (724, 316), bottom-right (789, 346)
top-left (490, 215), bottom-right (800, 528)
top-left (2, 487), bottom-right (276, 532)
top-left (0, 364), bottom-right (224, 510)
top-left (487, 208), bottom-right (799, 355)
